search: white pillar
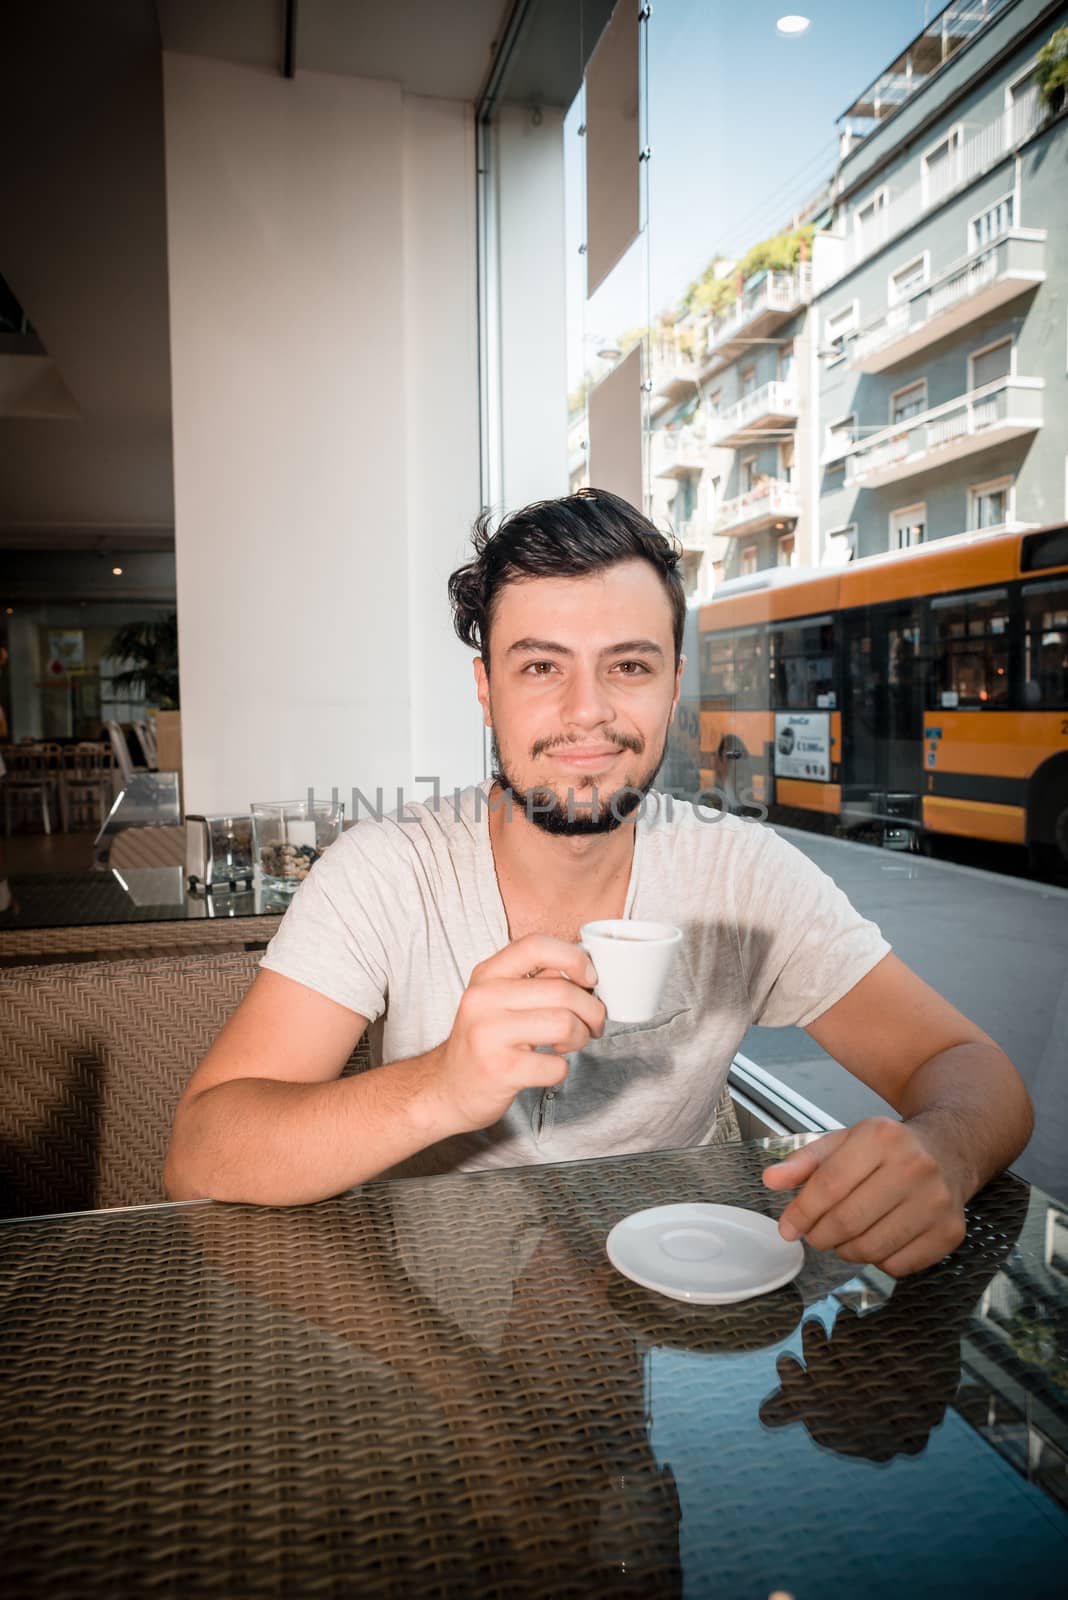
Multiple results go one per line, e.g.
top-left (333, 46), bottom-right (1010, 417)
top-left (164, 56), bottom-right (484, 816)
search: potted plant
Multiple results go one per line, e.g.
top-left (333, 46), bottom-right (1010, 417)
top-left (106, 613), bottom-right (181, 775)
top-left (1036, 26), bottom-right (1068, 117)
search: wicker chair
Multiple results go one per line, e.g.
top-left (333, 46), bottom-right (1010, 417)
top-left (0, 949), bottom-right (371, 1218)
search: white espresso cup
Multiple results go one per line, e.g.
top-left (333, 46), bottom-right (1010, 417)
top-left (579, 919), bottom-right (683, 1024)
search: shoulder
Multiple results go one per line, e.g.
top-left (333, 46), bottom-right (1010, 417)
top-left (640, 791), bottom-right (829, 892)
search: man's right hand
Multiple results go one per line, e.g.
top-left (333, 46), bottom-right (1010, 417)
top-left (425, 935), bottom-right (606, 1134)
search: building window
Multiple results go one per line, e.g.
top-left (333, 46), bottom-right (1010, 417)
top-left (777, 533), bottom-right (796, 568)
top-left (970, 336), bottom-right (1012, 390)
top-left (889, 255), bottom-right (928, 303)
top-left (824, 302), bottom-right (857, 358)
top-left (891, 380), bottom-right (927, 424)
top-left (740, 455), bottom-right (757, 493)
top-left (1022, 578), bottom-right (1068, 709)
top-left (739, 365), bottom-right (757, 397)
top-left (740, 545), bottom-right (758, 576)
top-left (708, 389), bottom-right (722, 414)
top-left (890, 504), bottom-right (926, 550)
top-left (922, 125), bottom-right (962, 206)
top-left (970, 193), bottom-right (1014, 251)
top-left (778, 341), bottom-right (795, 384)
top-left (1007, 63), bottom-right (1039, 144)
top-left (970, 477), bottom-right (1013, 530)
top-left (779, 437), bottom-right (795, 485)
top-left (854, 190), bottom-right (887, 252)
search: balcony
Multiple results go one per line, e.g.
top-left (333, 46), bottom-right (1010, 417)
top-left (834, 377), bottom-right (1043, 489)
top-left (714, 477), bottom-right (801, 537)
top-left (652, 423), bottom-right (708, 480)
top-left (852, 230), bottom-right (1047, 372)
top-left (706, 380), bottom-right (799, 449)
top-left (704, 265), bottom-right (810, 372)
top-left (825, 88), bottom-right (1044, 288)
top-left (650, 338), bottom-right (702, 410)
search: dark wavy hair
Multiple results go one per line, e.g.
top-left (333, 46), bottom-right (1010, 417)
top-left (448, 488), bottom-right (686, 671)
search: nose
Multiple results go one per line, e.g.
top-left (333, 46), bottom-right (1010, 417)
top-left (559, 662), bottom-right (615, 732)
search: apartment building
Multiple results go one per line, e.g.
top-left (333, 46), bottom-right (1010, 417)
top-left (813, 0), bottom-right (1066, 563)
top-left (647, 253), bottom-right (820, 592)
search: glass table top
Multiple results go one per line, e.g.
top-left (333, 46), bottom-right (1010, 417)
top-left (0, 868), bottom-right (287, 929)
top-left (1, 1138), bottom-right (1065, 1597)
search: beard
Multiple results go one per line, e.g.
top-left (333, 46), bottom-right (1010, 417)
top-left (490, 726), bottom-right (670, 837)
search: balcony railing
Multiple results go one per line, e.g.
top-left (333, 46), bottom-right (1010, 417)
top-left (851, 229), bottom-right (1046, 372)
top-left (714, 477), bottom-right (801, 536)
top-left (834, 376), bottom-right (1043, 488)
top-left (705, 265), bottom-right (811, 362)
top-left (652, 423), bottom-right (708, 478)
top-left (706, 380), bottom-right (799, 448)
top-left (825, 88), bottom-right (1044, 287)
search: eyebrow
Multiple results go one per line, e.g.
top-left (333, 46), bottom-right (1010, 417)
top-left (506, 637), bottom-right (665, 660)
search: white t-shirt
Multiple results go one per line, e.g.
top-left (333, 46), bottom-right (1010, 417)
top-left (261, 784), bottom-right (890, 1178)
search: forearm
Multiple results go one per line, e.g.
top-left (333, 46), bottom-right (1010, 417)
top-left (897, 1040), bottom-right (1034, 1199)
top-left (164, 1048), bottom-right (456, 1205)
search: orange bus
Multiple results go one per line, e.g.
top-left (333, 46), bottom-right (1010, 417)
top-left (682, 523), bottom-right (1068, 872)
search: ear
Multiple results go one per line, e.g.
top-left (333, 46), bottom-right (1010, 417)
top-left (670, 654), bottom-right (686, 720)
top-left (473, 655), bottom-right (492, 727)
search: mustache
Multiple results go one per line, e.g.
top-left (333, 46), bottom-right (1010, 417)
top-left (530, 732), bottom-right (645, 759)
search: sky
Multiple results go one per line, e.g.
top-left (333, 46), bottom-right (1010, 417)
top-left (566, 0), bottom-right (939, 382)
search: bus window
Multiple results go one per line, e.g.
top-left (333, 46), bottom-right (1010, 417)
top-left (770, 616), bottom-right (835, 710)
top-left (701, 632), bottom-right (736, 699)
top-left (733, 628), bottom-right (767, 710)
top-left (929, 589), bottom-right (1010, 708)
top-left (1022, 579), bottom-right (1068, 710)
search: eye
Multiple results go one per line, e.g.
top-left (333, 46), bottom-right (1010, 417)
top-left (614, 660), bottom-right (651, 676)
top-left (523, 660), bottom-right (557, 676)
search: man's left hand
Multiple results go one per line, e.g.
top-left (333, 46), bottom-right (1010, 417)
top-left (762, 1117), bottom-right (968, 1277)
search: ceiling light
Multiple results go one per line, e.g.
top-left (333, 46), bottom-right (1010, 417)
top-left (112, 566), bottom-right (124, 576)
top-left (4, 606), bottom-right (12, 615)
top-left (776, 15), bottom-right (811, 34)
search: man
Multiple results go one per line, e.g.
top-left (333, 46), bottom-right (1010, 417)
top-left (165, 490), bottom-right (1033, 1275)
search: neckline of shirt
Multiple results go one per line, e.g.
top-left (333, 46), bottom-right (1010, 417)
top-left (470, 778), bottom-right (647, 948)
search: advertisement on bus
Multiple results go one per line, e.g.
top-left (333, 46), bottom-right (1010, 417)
top-left (774, 712), bottom-right (830, 782)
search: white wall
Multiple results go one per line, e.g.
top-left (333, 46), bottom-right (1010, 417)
top-left (164, 55), bottom-right (483, 814)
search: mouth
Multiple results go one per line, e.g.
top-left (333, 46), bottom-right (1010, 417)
top-left (547, 746), bottom-right (626, 772)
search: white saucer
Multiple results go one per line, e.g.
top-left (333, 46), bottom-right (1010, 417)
top-left (606, 1203), bottom-right (804, 1305)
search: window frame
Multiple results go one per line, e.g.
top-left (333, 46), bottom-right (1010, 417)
top-left (969, 334), bottom-right (1014, 393)
top-left (890, 502), bottom-right (927, 551)
top-left (921, 123), bottom-right (963, 206)
top-left (776, 532), bottom-right (797, 569)
top-left (740, 545), bottom-right (759, 577)
top-left (824, 299), bottom-right (859, 360)
top-left (853, 187), bottom-right (888, 241)
top-left (928, 583), bottom-right (1013, 710)
top-left (968, 475), bottom-right (1015, 532)
top-left (889, 378), bottom-right (928, 425)
top-left (888, 252), bottom-right (930, 305)
top-left (740, 454), bottom-right (758, 493)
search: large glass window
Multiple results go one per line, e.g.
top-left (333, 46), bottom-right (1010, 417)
top-left (1022, 580), bottom-right (1068, 709)
top-left (770, 616), bottom-right (835, 709)
top-left (930, 588), bottom-right (1011, 708)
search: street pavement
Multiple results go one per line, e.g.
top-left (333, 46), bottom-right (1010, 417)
top-left (740, 827), bottom-right (1068, 1202)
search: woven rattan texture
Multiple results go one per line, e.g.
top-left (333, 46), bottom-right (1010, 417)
top-left (0, 1149), bottom-right (1055, 1599)
top-left (0, 912), bottom-right (282, 962)
top-left (0, 950), bottom-right (370, 1217)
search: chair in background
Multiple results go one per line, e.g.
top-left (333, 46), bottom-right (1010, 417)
top-left (59, 742), bottom-right (116, 832)
top-left (104, 721), bottom-right (143, 785)
top-left (133, 720), bottom-right (158, 769)
top-left (2, 743), bottom-right (61, 835)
